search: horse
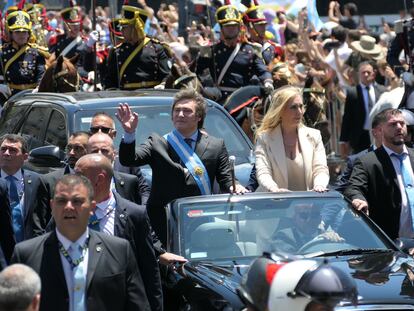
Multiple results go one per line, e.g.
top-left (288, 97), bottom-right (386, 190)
top-left (164, 57), bottom-right (202, 92)
top-left (38, 54), bottom-right (81, 92)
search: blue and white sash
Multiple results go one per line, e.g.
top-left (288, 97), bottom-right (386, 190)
top-left (164, 130), bottom-right (211, 195)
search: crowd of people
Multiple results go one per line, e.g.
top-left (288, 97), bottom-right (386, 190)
top-left (1, 0), bottom-right (414, 310)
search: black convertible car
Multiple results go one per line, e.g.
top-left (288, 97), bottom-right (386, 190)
top-left (164, 191), bottom-right (414, 311)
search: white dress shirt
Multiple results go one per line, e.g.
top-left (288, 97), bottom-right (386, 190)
top-left (56, 228), bottom-right (89, 311)
top-left (95, 193), bottom-right (116, 236)
top-left (383, 145), bottom-right (414, 238)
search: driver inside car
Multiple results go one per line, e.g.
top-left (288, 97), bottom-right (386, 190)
top-left (270, 203), bottom-right (344, 254)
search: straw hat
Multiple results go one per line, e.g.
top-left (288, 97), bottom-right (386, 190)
top-left (350, 35), bottom-right (382, 55)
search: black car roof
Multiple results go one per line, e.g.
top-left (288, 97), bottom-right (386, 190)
top-left (171, 191), bottom-right (345, 205)
top-left (7, 89), bottom-right (220, 112)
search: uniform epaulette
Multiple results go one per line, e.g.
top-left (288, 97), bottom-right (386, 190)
top-left (247, 41), bottom-right (264, 59)
top-left (28, 43), bottom-right (51, 59)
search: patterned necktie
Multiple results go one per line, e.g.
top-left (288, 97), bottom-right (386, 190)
top-left (68, 242), bottom-right (86, 311)
top-left (88, 213), bottom-right (100, 231)
top-left (5, 175), bottom-right (23, 242)
top-left (392, 153), bottom-right (414, 230)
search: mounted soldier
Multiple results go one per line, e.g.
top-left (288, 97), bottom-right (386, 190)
top-left (195, 0), bottom-right (273, 104)
top-left (103, 1), bottom-right (172, 90)
top-left (242, 0), bottom-right (284, 66)
top-left (0, 9), bottom-right (48, 97)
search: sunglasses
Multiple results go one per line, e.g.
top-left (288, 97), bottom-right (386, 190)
top-left (89, 126), bottom-right (113, 134)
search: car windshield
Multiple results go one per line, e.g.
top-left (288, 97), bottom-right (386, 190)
top-left (177, 197), bottom-right (390, 261)
top-left (75, 104), bottom-right (251, 164)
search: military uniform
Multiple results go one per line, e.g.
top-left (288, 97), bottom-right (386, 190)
top-left (1, 10), bottom-right (48, 95)
top-left (104, 38), bottom-right (171, 89)
top-left (196, 40), bottom-right (271, 100)
top-left (103, 4), bottom-right (171, 90)
top-left (49, 33), bottom-right (86, 58)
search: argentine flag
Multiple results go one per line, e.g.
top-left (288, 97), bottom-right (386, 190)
top-left (307, 0), bottom-right (324, 31)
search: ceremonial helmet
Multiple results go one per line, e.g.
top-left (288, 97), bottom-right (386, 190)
top-left (6, 10), bottom-right (32, 32)
top-left (60, 0), bottom-right (82, 25)
top-left (108, 18), bottom-right (124, 42)
top-left (268, 259), bottom-right (358, 311)
top-left (215, 0), bottom-right (242, 26)
top-left (242, 0), bottom-right (267, 25)
top-left (119, 0), bottom-right (148, 39)
top-left (26, 1), bottom-right (46, 22)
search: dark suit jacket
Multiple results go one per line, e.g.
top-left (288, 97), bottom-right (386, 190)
top-left (11, 230), bottom-right (150, 311)
top-left (113, 171), bottom-right (149, 206)
top-left (344, 146), bottom-right (414, 239)
top-left (334, 146), bottom-right (374, 193)
top-left (340, 84), bottom-right (385, 153)
top-left (119, 132), bottom-right (233, 243)
top-left (112, 192), bottom-right (163, 311)
top-left (114, 156), bottom-right (151, 205)
top-left (0, 169), bottom-right (48, 240)
top-left (0, 179), bottom-right (14, 264)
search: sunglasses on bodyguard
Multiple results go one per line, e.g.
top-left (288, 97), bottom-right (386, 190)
top-left (89, 126), bottom-right (114, 134)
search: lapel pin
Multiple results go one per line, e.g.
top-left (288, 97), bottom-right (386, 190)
top-left (96, 246), bottom-right (102, 252)
top-left (28, 179), bottom-right (32, 184)
top-left (120, 181), bottom-right (125, 186)
top-left (120, 213), bottom-right (125, 218)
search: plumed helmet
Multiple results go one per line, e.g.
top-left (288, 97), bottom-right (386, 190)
top-left (268, 260), bottom-right (358, 311)
top-left (60, 0), bottom-right (81, 25)
top-left (119, 0), bottom-right (148, 39)
top-left (216, 1), bottom-right (242, 26)
top-left (243, 0), bottom-right (267, 25)
top-left (6, 10), bottom-right (32, 32)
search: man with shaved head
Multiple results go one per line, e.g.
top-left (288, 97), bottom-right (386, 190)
top-left (74, 154), bottom-right (163, 311)
top-left (87, 132), bottom-right (149, 205)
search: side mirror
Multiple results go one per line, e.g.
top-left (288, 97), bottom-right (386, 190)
top-left (394, 238), bottom-right (414, 254)
top-left (28, 145), bottom-right (65, 168)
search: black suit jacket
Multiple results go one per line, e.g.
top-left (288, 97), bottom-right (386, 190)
top-left (112, 192), bottom-right (163, 311)
top-left (119, 132), bottom-right (233, 242)
top-left (340, 84), bottom-right (385, 153)
top-left (114, 156), bottom-right (151, 205)
top-left (334, 146), bottom-right (374, 193)
top-left (0, 178), bottom-right (14, 265)
top-left (344, 146), bottom-right (414, 239)
top-left (11, 230), bottom-right (150, 311)
top-left (0, 169), bottom-right (48, 240)
top-left (113, 171), bottom-right (149, 206)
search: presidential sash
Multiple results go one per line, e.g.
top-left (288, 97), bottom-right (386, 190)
top-left (164, 130), bottom-right (211, 195)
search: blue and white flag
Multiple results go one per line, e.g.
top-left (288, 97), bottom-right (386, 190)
top-left (307, 0), bottom-right (324, 31)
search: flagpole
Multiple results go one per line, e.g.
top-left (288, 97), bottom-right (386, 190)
top-left (91, 0), bottom-right (97, 91)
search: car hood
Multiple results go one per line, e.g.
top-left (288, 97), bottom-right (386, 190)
top-left (182, 252), bottom-right (414, 307)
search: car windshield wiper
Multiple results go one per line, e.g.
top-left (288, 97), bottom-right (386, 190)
top-left (195, 260), bottom-right (235, 270)
top-left (304, 248), bottom-right (393, 258)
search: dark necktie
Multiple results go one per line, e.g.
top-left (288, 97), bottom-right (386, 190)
top-left (184, 138), bottom-right (193, 150)
top-left (5, 175), bottom-right (24, 242)
top-left (88, 212), bottom-right (100, 231)
top-left (366, 86), bottom-right (374, 111)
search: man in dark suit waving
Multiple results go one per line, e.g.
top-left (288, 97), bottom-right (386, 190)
top-left (117, 88), bottom-right (247, 243)
top-left (345, 108), bottom-right (414, 242)
top-left (11, 174), bottom-right (150, 311)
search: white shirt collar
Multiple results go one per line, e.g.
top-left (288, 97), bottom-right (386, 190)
top-left (56, 228), bottom-right (89, 251)
top-left (96, 192), bottom-right (115, 212)
top-left (1, 169), bottom-right (23, 181)
top-left (382, 144), bottom-right (409, 157)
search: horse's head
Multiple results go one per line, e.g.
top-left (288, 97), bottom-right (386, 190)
top-left (38, 55), bottom-right (80, 92)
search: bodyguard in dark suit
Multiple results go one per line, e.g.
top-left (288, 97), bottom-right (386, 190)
top-left (345, 108), bottom-right (414, 241)
top-left (117, 88), bottom-right (248, 244)
top-left (334, 112), bottom-right (383, 193)
top-left (89, 111), bottom-right (151, 204)
top-left (12, 174), bottom-right (150, 311)
top-left (75, 154), bottom-right (162, 311)
top-left (0, 134), bottom-right (48, 241)
top-left (0, 178), bottom-right (14, 266)
top-left (340, 62), bottom-right (386, 157)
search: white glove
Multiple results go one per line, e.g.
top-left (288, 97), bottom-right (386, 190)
top-left (0, 84), bottom-right (11, 98)
top-left (87, 30), bottom-right (100, 48)
top-left (154, 83), bottom-right (165, 90)
top-left (264, 80), bottom-right (274, 95)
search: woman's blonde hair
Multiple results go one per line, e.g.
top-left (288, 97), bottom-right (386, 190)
top-left (256, 86), bottom-right (302, 135)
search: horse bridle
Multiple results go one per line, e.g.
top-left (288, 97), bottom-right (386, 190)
top-left (52, 66), bottom-right (81, 92)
